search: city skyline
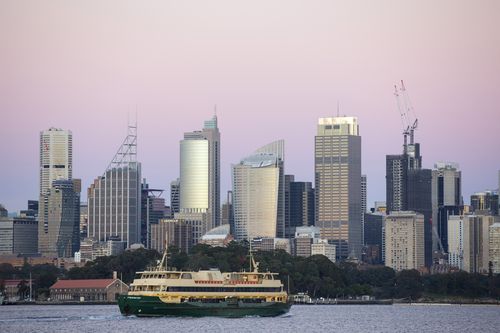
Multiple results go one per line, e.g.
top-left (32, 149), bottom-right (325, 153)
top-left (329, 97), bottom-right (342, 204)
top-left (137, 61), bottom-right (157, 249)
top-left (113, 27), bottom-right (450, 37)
top-left (2, 1), bottom-right (500, 212)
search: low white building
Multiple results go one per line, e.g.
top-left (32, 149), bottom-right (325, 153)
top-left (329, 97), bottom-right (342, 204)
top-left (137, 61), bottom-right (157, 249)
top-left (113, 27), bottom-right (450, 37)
top-left (311, 239), bottom-right (336, 263)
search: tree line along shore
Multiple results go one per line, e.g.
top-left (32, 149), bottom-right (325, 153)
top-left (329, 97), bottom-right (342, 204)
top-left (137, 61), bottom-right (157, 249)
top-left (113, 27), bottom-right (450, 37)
top-left (1, 242), bottom-right (500, 303)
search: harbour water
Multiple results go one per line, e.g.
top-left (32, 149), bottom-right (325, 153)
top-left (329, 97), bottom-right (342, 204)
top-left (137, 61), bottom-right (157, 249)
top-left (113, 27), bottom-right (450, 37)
top-left (1, 304), bottom-right (499, 333)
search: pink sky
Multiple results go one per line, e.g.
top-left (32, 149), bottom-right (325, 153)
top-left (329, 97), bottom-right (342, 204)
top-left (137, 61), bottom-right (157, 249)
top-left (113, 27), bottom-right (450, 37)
top-left (1, 0), bottom-right (500, 212)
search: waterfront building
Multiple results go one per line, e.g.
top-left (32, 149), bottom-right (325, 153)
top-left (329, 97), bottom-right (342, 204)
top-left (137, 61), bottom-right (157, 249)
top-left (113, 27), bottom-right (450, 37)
top-left (180, 115), bottom-right (220, 235)
top-left (87, 125), bottom-right (141, 248)
top-left (490, 223), bottom-right (500, 274)
top-left (49, 278), bottom-right (128, 302)
top-left (150, 218), bottom-right (192, 253)
top-left (38, 179), bottom-right (81, 258)
top-left (2, 279), bottom-right (34, 302)
top-left (232, 142), bottom-right (284, 241)
top-left (384, 211), bottom-right (425, 271)
top-left (39, 127), bottom-right (72, 195)
top-left (315, 117), bottom-right (362, 259)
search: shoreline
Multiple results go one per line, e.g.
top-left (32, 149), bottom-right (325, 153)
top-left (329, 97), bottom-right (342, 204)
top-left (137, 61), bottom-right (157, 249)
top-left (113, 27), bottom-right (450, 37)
top-left (3, 299), bottom-right (500, 306)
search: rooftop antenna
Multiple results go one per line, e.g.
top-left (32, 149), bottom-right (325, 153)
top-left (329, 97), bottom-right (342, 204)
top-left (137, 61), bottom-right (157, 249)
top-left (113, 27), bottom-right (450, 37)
top-left (337, 101), bottom-right (340, 117)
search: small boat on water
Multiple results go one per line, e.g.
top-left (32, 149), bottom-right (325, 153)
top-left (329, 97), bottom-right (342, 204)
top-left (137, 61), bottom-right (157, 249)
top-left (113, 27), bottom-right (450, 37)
top-left (118, 249), bottom-right (291, 317)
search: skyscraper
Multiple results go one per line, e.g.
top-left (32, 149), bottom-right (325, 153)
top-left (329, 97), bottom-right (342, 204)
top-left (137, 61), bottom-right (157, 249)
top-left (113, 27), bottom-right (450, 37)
top-left (253, 140), bottom-right (285, 238)
top-left (431, 162), bottom-right (462, 253)
top-left (40, 128), bottom-right (72, 195)
top-left (87, 125), bottom-right (141, 247)
top-left (232, 142), bottom-right (283, 240)
top-left (170, 178), bottom-right (180, 217)
top-left (141, 181), bottom-right (167, 248)
top-left (448, 214), bottom-right (495, 273)
top-left (315, 117), bottom-right (362, 259)
top-left (221, 190), bottom-right (234, 232)
top-left (177, 115), bottom-right (220, 242)
top-left (470, 191), bottom-right (499, 216)
top-left (386, 123), bottom-right (433, 267)
top-left (289, 181), bottom-right (315, 232)
top-left (361, 174), bottom-right (367, 243)
top-left (38, 179), bottom-right (81, 257)
top-left (284, 174), bottom-right (295, 238)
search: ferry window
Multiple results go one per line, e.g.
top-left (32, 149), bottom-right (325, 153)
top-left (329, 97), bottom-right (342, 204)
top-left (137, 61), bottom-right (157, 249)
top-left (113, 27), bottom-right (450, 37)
top-left (181, 273), bottom-right (192, 279)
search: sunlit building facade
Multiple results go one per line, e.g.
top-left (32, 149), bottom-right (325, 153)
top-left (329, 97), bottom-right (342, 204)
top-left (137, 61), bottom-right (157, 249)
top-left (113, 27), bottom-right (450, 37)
top-left (179, 116), bottom-right (220, 238)
top-left (232, 148), bottom-right (282, 240)
top-left (40, 128), bottom-right (72, 195)
top-left (315, 117), bottom-right (362, 259)
top-left (385, 211), bottom-right (425, 271)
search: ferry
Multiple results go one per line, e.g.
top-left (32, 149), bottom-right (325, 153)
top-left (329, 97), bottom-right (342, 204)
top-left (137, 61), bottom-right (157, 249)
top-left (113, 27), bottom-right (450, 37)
top-left (118, 249), bottom-right (291, 317)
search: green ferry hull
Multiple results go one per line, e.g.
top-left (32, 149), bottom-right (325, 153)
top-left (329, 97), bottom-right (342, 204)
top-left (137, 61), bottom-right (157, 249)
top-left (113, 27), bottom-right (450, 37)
top-left (118, 295), bottom-right (291, 318)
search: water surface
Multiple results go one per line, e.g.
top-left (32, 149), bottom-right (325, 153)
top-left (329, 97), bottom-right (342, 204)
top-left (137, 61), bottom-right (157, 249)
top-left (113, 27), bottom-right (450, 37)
top-left (1, 304), bottom-right (499, 332)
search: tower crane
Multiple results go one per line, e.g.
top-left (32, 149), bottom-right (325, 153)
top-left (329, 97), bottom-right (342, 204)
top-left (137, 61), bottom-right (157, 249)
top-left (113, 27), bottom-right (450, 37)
top-left (394, 80), bottom-right (418, 154)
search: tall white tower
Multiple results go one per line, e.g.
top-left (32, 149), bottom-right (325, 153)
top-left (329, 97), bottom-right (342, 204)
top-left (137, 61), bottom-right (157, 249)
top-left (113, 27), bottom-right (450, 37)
top-left (39, 128), bottom-right (72, 194)
top-left (179, 116), bottom-right (220, 232)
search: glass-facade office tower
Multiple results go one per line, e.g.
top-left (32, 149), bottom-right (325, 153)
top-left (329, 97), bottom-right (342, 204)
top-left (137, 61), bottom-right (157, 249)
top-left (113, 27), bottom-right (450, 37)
top-left (178, 116), bottom-right (220, 240)
top-left (38, 179), bottom-right (81, 257)
top-left (221, 190), bottom-right (234, 233)
top-left (315, 117), bottom-right (362, 259)
top-left (170, 178), bottom-right (180, 217)
top-left (431, 162), bottom-right (462, 253)
top-left (232, 141), bottom-right (284, 241)
top-left (40, 128), bottom-right (72, 195)
top-left (289, 181), bottom-right (315, 232)
top-left (87, 125), bottom-right (141, 247)
top-left (386, 126), bottom-right (433, 267)
top-left (141, 182), bottom-right (167, 248)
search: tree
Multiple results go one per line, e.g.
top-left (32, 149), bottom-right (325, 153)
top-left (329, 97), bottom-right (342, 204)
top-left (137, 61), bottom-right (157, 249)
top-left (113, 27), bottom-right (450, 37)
top-left (17, 280), bottom-right (29, 300)
top-left (395, 270), bottom-right (423, 300)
